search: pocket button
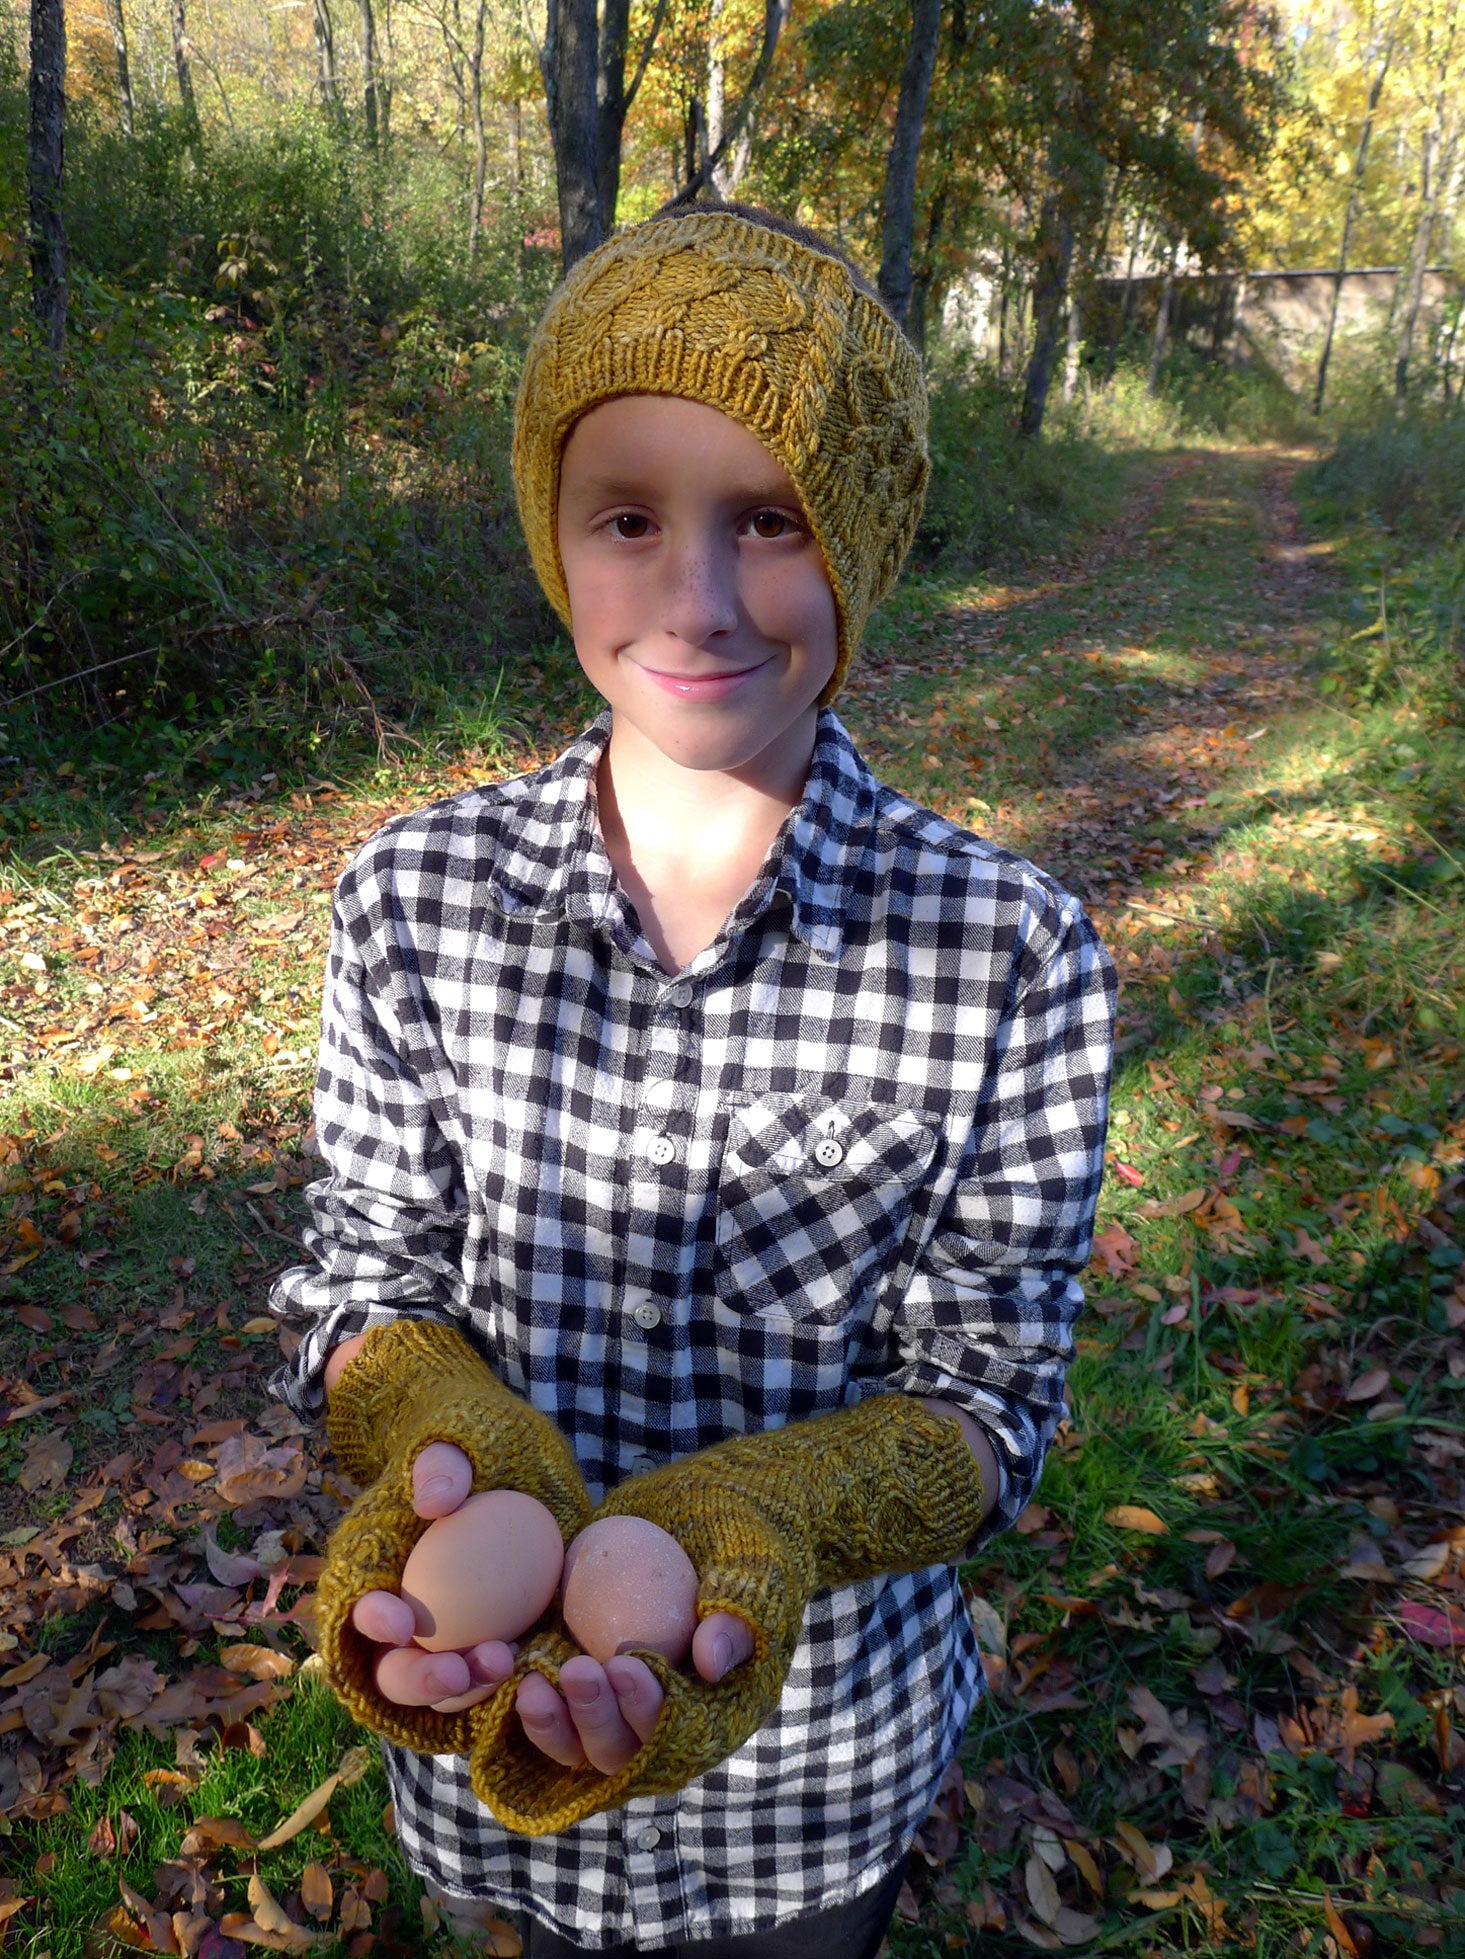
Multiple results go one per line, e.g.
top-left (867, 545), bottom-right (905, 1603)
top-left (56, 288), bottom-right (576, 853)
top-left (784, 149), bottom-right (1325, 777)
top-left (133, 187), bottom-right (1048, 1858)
top-left (632, 1301), bottom-right (663, 1330)
top-left (812, 1136), bottom-right (845, 1168)
top-left (646, 1134), bottom-right (677, 1167)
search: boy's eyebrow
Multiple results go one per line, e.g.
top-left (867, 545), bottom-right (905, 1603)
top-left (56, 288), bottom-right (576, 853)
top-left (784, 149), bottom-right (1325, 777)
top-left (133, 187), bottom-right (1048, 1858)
top-left (566, 471), bottom-right (804, 504)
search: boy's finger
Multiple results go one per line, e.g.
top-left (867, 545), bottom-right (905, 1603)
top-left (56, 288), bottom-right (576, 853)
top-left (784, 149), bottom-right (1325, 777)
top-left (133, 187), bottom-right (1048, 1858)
top-left (352, 1589), bottom-right (417, 1646)
top-left (465, 1639), bottom-right (519, 1686)
top-left (375, 1645), bottom-right (470, 1706)
top-left (603, 1655), bottom-right (665, 1743)
top-left (411, 1441), bottom-right (475, 1517)
top-left (691, 1611), bottom-right (756, 1682)
top-left (559, 1657), bottom-right (644, 1775)
top-left (516, 1671), bottom-right (589, 1767)
top-left (429, 1682), bottom-right (499, 1713)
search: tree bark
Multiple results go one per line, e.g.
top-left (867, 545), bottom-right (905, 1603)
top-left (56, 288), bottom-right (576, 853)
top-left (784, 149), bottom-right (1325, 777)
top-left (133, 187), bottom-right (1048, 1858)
top-left (171, 0), bottom-right (202, 147)
top-left (102, 0), bottom-right (135, 138)
top-left (465, 0), bottom-right (489, 258)
top-left (543, 0), bottom-right (603, 266)
top-left (672, 0), bottom-right (787, 206)
top-left (1147, 236), bottom-right (1179, 394)
top-left (360, 0), bottom-right (380, 149)
top-left (28, 0), bottom-right (67, 355)
top-left (1313, 0), bottom-right (1404, 414)
top-left (311, 0), bottom-right (339, 116)
top-left (1104, 193), bottom-right (1149, 382)
top-left (877, 0), bottom-right (942, 332)
top-left (1062, 290), bottom-right (1082, 404)
top-left (1019, 183), bottom-right (1076, 436)
top-left (1394, 0), bottom-right (1461, 398)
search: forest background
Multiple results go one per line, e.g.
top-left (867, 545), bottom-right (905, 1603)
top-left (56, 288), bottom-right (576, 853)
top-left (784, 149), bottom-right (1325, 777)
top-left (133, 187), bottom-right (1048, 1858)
top-left (2, 0), bottom-right (1465, 1954)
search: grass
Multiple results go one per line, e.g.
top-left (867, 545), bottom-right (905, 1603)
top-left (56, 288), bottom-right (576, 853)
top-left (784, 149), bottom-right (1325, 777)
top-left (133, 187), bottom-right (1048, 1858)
top-left (4, 400), bottom-right (1465, 1957)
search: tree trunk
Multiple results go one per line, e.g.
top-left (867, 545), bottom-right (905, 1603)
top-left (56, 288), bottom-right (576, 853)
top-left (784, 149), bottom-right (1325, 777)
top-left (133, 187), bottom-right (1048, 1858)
top-left (907, 181), bottom-right (947, 359)
top-left (543, 0), bottom-right (603, 267)
top-left (28, 0), bottom-right (67, 355)
top-left (1062, 290), bottom-right (1082, 404)
top-left (877, 0), bottom-right (942, 332)
top-left (311, 0), bottom-right (339, 116)
top-left (102, 0), bottom-right (134, 138)
top-left (1019, 185), bottom-right (1076, 437)
top-left (707, 0), bottom-right (728, 193)
top-left (171, 0), bottom-right (202, 146)
top-left (360, 0), bottom-right (379, 149)
top-left (1147, 238), bottom-right (1178, 394)
top-left (1394, 1), bottom-right (1461, 398)
top-left (466, 0), bottom-right (488, 257)
top-left (672, 0), bottom-right (787, 205)
top-left (508, 95), bottom-right (521, 195)
top-left (1314, 0), bottom-right (1404, 414)
top-left (1104, 194), bottom-right (1148, 381)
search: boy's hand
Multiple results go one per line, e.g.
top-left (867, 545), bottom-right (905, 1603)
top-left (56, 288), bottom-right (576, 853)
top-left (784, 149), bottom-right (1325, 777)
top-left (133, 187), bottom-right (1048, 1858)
top-left (512, 1613), bottom-right (755, 1774)
top-left (349, 1442), bottom-right (517, 1714)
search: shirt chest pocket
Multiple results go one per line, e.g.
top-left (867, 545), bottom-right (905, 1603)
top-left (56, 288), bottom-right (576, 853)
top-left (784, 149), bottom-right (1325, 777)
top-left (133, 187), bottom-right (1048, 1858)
top-left (714, 1093), bottom-right (938, 1322)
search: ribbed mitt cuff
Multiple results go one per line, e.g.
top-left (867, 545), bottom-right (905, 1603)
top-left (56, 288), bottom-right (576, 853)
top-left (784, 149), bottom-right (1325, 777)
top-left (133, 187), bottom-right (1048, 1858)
top-left (467, 1394), bottom-right (984, 1834)
top-left (316, 1319), bottom-right (592, 1757)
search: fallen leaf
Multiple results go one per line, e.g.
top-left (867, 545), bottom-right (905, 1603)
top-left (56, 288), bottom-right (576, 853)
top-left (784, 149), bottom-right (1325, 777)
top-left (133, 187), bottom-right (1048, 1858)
top-left (1205, 1540), bottom-right (1238, 1580)
top-left (1344, 1367), bottom-right (1391, 1402)
top-left (18, 1427), bottom-right (73, 1492)
top-left (257, 1746), bottom-right (372, 1850)
top-left (180, 1816), bottom-right (258, 1855)
top-left (1105, 1505), bottom-right (1168, 1536)
top-left (1324, 1891), bottom-right (1361, 1956)
top-left (1090, 1222), bottom-right (1138, 1278)
top-left (1397, 1600), bottom-right (1465, 1647)
top-left (246, 1874), bottom-right (323, 1949)
top-left (299, 1865), bottom-right (332, 1923)
top-left (1025, 1852), bottom-right (1061, 1927)
top-left (218, 1644), bottom-right (295, 1682)
top-left (1126, 1684), bottom-right (1205, 1768)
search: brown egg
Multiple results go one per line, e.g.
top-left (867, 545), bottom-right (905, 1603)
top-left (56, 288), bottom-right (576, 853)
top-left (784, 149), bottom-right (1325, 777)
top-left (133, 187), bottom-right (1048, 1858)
top-left (560, 1515), bottom-right (700, 1667)
top-left (400, 1489), bottom-right (564, 1653)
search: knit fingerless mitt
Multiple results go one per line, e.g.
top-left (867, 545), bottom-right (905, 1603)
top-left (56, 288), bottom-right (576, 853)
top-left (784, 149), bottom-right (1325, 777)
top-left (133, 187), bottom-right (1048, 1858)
top-left (469, 1393), bottom-right (985, 1834)
top-left (316, 1320), bottom-right (591, 1756)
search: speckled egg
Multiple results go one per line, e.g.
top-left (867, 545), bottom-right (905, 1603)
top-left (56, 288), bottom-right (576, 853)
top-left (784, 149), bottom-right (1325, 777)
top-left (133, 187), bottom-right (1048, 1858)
top-left (400, 1489), bottom-right (564, 1652)
top-left (561, 1515), bottom-right (699, 1667)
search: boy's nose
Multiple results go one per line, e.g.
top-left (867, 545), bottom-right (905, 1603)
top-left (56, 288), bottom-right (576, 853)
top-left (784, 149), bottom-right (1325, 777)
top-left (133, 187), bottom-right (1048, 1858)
top-left (661, 532), bottom-right (739, 647)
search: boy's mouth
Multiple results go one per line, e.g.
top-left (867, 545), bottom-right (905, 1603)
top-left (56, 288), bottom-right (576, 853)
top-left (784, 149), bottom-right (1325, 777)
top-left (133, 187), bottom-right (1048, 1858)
top-left (637, 658), bottom-right (772, 701)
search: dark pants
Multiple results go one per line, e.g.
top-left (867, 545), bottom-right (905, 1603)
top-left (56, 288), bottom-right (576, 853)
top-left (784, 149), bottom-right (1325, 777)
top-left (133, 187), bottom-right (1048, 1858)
top-left (516, 1853), bottom-right (909, 1958)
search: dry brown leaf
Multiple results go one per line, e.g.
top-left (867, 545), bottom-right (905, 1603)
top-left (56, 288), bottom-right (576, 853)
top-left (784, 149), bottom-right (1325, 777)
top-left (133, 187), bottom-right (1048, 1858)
top-left (1104, 1505), bottom-right (1168, 1536)
top-left (218, 1643), bottom-right (296, 1682)
top-left (1025, 1852), bottom-right (1061, 1927)
top-left (337, 1889), bottom-right (371, 1935)
top-left (18, 1427), bottom-right (72, 1493)
top-left (299, 1864), bottom-right (333, 1923)
top-left (1344, 1367), bottom-right (1391, 1402)
top-left (1067, 1839), bottom-right (1104, 1899)
top-left (1323, 1893), bottom-right (1360, 1957)
top-left (180, 1815), bottom-right (257, 1855)
top-left (1052, 1906), bottom-right (1103, 1945)
top-left (1127, 1684), bottom-right (1205, 1768)
top-left (246, 1875), bottom-right (324, 1949)
top-left (478, 1923), bottom-right (523, 1958)
top-left (256, 1773), bottom-right (341, 1852)
top-left (1112, 1821), bottom-right (1173, 1884)
top-left (1205, 1539), bottom-right (1237, 1580)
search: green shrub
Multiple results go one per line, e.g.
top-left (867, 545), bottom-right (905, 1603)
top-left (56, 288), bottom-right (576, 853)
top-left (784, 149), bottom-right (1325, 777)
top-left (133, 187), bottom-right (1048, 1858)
top-left (917, 357), bottom-right (1128, 569)
top-left (1305, 406), bottom-right (1465, 548)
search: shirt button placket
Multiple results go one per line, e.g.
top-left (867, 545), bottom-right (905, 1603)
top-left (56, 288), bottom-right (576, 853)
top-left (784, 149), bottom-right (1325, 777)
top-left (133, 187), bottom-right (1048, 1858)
top-left (623, 975), bottom-right (700, 1347)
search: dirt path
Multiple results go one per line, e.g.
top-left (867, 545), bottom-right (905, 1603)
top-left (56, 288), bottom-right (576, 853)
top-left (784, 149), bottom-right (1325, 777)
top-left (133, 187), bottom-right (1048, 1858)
top-left (842, 442), bottom-right (1335, 937)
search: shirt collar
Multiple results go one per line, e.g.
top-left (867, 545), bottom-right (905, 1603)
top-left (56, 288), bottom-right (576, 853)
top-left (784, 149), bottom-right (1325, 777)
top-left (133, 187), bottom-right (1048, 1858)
top-left (489, 707), bottom-right (878, 962)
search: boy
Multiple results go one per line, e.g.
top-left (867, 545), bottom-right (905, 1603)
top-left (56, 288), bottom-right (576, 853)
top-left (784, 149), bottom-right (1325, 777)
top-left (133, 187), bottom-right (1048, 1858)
top-left (271, 203), bottom-right (1114, 1957)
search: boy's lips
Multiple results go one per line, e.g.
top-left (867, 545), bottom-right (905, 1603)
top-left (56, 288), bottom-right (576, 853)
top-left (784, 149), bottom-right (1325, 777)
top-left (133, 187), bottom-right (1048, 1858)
top-left (636, 658), bottom-right (772, 701)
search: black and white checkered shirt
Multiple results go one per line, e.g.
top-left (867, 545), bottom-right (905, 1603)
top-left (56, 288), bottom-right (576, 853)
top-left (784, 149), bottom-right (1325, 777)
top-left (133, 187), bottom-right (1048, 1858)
top-left (271, 708), bottom-right (1114, 1949)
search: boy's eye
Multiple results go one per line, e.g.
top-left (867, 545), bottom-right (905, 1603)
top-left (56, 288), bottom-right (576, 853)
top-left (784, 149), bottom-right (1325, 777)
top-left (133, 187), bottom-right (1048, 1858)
top-left (748, 510), bottom-right (798, 539)
top-left (611, 513), bottom-right (651, 539)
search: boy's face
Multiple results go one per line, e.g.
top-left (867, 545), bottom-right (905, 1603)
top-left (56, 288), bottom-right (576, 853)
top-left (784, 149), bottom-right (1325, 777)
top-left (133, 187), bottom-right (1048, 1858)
top-left (556, 396), bottom-right (839, 777)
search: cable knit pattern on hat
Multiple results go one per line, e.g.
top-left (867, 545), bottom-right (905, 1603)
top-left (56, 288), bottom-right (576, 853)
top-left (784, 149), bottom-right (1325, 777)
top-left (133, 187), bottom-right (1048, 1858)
top-left (512, 211), bottom-right (930, 698)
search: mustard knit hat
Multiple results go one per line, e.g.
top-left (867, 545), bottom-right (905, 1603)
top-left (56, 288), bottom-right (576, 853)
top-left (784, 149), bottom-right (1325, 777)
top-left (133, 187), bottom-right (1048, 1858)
top-left (511, 209), bottom-right (929, 698)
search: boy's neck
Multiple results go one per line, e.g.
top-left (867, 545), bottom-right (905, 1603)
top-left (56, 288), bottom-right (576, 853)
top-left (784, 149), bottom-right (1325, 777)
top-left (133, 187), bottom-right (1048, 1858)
top-left (594, 708), bottom-right (820, 974)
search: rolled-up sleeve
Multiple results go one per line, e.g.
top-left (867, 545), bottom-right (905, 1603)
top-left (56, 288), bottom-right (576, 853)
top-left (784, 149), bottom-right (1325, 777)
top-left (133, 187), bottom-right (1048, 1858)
top-left (881, 909), bottom-right (1115, 1546)
top-left (269, 855), bottom-right (468, 1415)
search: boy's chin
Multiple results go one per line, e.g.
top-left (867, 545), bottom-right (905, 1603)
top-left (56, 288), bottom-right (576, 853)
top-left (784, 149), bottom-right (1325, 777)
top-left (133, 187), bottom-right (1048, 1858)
top-left (614, 704), bottom-right (819, 778)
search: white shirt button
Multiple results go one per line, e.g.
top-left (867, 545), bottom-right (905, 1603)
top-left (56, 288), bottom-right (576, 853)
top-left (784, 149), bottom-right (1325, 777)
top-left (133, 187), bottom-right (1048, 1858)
top-left (668, 982), bottom-right (694, 1008)
top-left (635, 1826), bottom-right (662, 1851)
top-left (646, 1134), bottom-right (677, 1167)
top-left (629, 1453), bottom-right (657, 1475)
top-left (812, 1136), bottom-right (845, 1168)
top-left (632, 1301), bottom-right (663, 1330)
